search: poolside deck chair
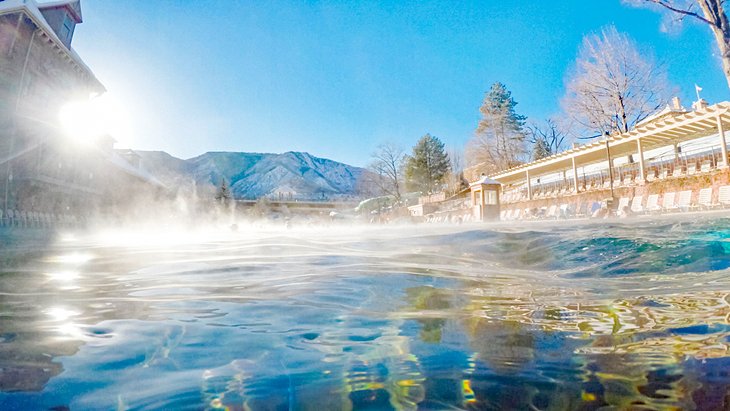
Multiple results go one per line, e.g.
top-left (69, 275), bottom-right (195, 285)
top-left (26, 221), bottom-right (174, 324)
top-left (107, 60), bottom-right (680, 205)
top-left (698, 187), bottom-right (713, 209)
top-left (677, 190), bottom-right (693, 211)
top-left (718, 185), bottom-right (730, 207)
top-left (646, 169), bottom-right (657, 182)
top-left (623, 174), bottom-right (633, 186)
top-left (546, 204), bottom-right (558, 219)
top-left (589, 201), bottom-right (602, 217)
top-left (630, 196), bottom-right (644, 214)
top-left (700, 161), bottom-right (712, 173)
top-left (662, 192), bottom-right (677, 212)
top-left (575, 201), bottom-right (587, 218)
top-left (559, 203), bottom-right (569, 219)
top-left (645, 194), bottom-right (661, 213)
top-left (617, 197), bottom-right (630, 211)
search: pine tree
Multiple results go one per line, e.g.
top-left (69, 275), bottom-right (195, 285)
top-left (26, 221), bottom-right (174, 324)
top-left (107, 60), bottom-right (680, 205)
top-left (531, 138), bottom-right (552, 161)
top-left (466, 82), bottom-right (527, 174)
top-left (404, 134), bottom-right (450, 194)
top-left (215, 178), bottom-right (232, 205)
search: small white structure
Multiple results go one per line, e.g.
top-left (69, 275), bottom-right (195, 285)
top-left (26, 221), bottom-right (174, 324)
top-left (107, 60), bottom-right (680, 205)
top-left (470, 175), bottom-right (501, 221)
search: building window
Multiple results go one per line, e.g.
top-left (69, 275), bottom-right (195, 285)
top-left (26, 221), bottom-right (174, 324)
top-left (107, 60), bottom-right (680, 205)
top-left (485, 190), bottom-right (497, 205)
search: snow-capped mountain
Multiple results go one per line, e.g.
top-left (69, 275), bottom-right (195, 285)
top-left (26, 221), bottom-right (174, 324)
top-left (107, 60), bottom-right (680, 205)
top-left (136, 150), bottom-right (364, 200)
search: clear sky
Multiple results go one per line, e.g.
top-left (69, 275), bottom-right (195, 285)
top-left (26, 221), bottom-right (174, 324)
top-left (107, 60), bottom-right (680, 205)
top-left (71, 0), bottom-right (728, 167)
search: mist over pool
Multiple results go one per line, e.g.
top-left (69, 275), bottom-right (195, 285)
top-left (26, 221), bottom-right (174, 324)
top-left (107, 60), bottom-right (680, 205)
top-left (1, 216), bottom-right (729, 410)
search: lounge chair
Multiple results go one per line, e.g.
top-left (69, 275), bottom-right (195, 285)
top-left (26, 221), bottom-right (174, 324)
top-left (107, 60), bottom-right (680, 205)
top-left (559, 203), bottom-right (571, 219)
top-left (537, 207), bottom-right (547, 218)
top-left (698, 187), bottom-right (714, 209)
top-left (645, 194), bottom-right (661, 213)
top-left (546, 204), bottom-right (558, 219)
top-left (701, 161), bottom-right (712, 173)
top-left (630, 196), bottom-right (644, 214)
top-left (718, 185), bottom-right (730, 207)
top-left (676, 190), bottom-right (692, 211)
top-left (662, 192), bottom-right (677, 212)
top-left (589, 201), bottom-right (602, 217)
top-left (617, 196), bottom-right (630, 210)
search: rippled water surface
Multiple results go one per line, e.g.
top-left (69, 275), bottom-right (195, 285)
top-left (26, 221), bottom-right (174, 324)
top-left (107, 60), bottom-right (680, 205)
top-left (1, 217), bottom-right (730, 410)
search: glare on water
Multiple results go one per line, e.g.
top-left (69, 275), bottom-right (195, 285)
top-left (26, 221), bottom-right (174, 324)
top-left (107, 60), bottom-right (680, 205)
top-left (1, 217), bottom-right (730, 410)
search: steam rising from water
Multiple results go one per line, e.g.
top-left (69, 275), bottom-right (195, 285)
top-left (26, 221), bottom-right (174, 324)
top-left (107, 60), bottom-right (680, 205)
top-left (1, 215), bottom-right (730, 409)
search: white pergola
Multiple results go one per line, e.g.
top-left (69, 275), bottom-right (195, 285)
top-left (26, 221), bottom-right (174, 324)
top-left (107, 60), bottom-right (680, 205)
top-left (490, 102), bottom-right (730, 199)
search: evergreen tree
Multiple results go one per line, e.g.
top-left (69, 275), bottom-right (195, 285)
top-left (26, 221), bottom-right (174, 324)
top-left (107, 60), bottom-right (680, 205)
top-left (466, 82), bottom-right (527, 174)
top-left (404, 134), bottom-right (450, 194)
top-left (531, 138), bottom-right (552, 161)
top-left (215, 178), bottom-right (232, 205)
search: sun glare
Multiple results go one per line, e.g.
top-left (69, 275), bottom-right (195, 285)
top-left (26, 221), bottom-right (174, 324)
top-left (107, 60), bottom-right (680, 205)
top-left (59, 93), bottom-right (129, 145)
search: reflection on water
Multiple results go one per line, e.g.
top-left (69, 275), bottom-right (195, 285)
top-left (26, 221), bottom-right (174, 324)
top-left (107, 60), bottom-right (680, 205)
top-left (0, 217), bottom-right (729, 410)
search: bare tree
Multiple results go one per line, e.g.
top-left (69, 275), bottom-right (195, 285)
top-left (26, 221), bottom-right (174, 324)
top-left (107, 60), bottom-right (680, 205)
top-left (627, 0), bottom-right (730, 89)
top-left (527, 118), bottom-right (569, 160)
top-left (561, 26), bottom-right (673, 138)
top-left (466, 82), bottom-right (527, 174)
top-left (445, 147), bottom-right (468, 196)
top-left (367, 142), bottom-right (406, 202)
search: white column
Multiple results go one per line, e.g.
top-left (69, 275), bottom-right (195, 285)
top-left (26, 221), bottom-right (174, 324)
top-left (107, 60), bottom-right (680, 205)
top-left (636, 138), bottom-right (646, 183)
top-left (718, 114), bottom-right (729, 169)
top-left (571, 156), bottom-right (579, 192)
top-left (526, 169), bottom-right (532, 200)
top-left (673, 143), bottom-right (680, 162)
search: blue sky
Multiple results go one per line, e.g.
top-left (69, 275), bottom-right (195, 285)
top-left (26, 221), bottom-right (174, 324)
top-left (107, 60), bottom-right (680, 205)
top-left (72, 0), bottom-right (728, 167)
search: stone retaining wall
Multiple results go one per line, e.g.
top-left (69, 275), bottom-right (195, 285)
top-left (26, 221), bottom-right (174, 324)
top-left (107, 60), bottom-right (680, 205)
top-left (501, 169), bottom-right (730, 211)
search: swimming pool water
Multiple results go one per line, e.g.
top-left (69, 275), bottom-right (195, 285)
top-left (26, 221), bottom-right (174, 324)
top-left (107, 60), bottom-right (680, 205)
top-left (1, 217), bottom-right (729, 410)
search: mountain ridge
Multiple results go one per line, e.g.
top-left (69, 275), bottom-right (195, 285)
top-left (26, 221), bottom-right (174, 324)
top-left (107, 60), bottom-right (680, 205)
top-left (135, 150), bottom-right (364, 201)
